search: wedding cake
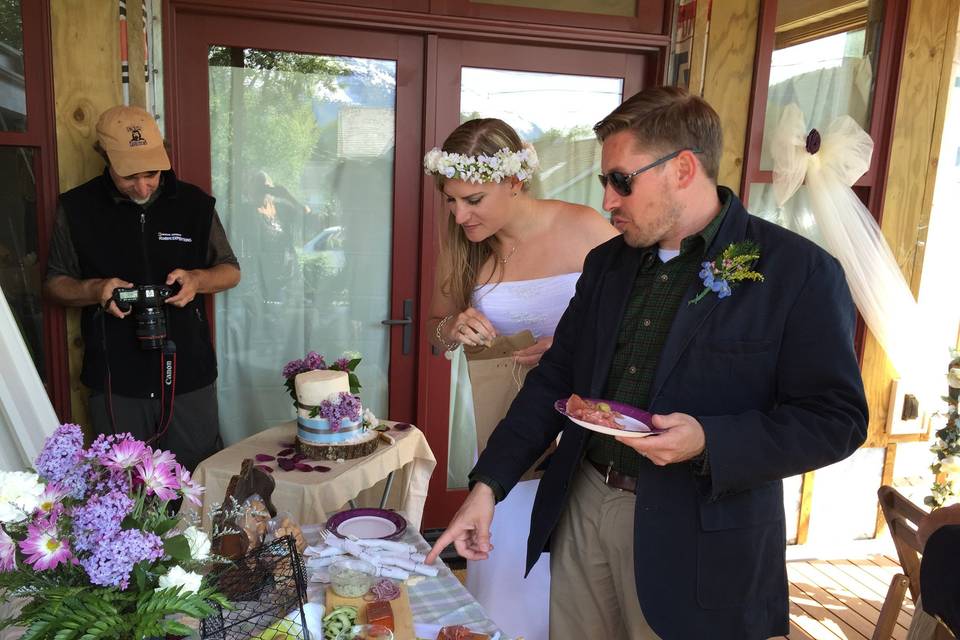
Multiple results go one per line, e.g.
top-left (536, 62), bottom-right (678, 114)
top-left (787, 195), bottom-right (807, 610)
top-left (294, 369), bottom-right (379, 460)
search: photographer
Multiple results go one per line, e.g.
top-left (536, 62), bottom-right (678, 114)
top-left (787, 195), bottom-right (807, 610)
top-left (44, 105), bottom-right (240, 471)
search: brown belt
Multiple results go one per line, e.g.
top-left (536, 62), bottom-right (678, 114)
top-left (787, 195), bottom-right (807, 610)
top-left (589, 459), bottom-right (638, 494)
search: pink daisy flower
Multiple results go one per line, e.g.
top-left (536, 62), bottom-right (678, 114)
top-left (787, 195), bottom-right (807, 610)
top-left (175, 464), bottom-right (205, 508)
top-left (103, 438), bottom-right (147, 471)
top-left (19, 514), bottom-right (74, 571)
top-left (151, 449), bottom-right (177, 467)
top-left (134, 456), bottom-right (178, 502)
top-left (35, 482), bottom-right (70, 515)
top-left (0, 526), bottom-right (16, 572)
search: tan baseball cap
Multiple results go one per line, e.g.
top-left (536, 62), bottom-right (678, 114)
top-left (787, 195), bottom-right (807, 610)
top-left (95, 105), bottom-right (171, 177)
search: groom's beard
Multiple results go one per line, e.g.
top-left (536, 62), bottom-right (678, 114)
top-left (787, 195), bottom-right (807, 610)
top-left (614, 201), bottom-right (682, 249)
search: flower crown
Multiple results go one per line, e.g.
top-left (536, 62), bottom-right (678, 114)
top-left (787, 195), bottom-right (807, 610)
top-left (423, 143), bottom-right (540, 184)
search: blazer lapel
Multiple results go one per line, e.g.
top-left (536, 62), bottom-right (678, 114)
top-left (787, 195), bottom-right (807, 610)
top-left (590, 244), bottom-right (642, 397)
top-left (649, 195), bottom-right (751, 405)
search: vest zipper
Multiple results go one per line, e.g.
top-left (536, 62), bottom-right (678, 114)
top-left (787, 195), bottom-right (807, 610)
top-left (140, 210), bottom-right (154, 282)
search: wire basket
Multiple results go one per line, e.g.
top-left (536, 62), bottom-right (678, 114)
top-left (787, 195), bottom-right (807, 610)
top-left (201, 535), bottom-right (311, 639)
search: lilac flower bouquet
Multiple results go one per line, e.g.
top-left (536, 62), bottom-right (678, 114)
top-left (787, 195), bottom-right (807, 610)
top-left (0, 424), bottom-right (229, 639)
top-left (281, 350), bottom-right (362, 399)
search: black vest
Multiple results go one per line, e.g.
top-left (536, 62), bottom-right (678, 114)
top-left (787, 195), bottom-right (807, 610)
top-left (61, 170), bottom-right (218, 397)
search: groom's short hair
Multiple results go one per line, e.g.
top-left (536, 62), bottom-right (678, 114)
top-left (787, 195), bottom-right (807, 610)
top-left (593, 86), bottom-right (722, 182)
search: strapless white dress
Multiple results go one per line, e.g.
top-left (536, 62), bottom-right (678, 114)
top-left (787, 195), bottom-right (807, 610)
top-left (465, 272), bottom-right (580, 640)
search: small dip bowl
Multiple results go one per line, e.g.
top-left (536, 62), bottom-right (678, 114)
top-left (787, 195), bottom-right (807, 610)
top-left (329, 558), bottom-right (375, 598)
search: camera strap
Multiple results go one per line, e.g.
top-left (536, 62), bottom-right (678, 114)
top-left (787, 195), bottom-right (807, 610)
top-left (153, 312), bottom-right (177, 444)
top-left (98, 308), bottom-right (119, 435)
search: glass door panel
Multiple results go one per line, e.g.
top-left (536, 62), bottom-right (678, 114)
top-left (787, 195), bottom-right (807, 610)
top-left (208, 48), bottom-right (397, 443)
top-left (447, 68), bottom-right (623, 490)
top-left (0, 0), bottom-right (26, 132)
top-left (171, 14), bottom-right (421, 451)
top-left (420, 37), bottom-right (651, 525)
top-left (758, 0), bottom-right (885, 171)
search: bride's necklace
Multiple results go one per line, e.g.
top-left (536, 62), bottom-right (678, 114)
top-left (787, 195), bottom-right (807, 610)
top-left (499, 243), bottom-right (519, 265)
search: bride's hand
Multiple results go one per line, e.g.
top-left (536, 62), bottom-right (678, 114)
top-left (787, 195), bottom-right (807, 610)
top-left (514, 336), bottom-right (553, 366)
top-left (450, 307), bottom-right (497, 347)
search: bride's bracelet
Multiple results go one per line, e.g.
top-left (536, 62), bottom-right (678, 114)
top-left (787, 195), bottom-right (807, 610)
top-left (435, 314), bottom-right (461, 352)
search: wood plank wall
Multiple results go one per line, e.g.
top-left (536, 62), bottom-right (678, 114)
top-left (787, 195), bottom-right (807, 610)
top-left (862, 0), bottom-right (960, 448)
top-left (51, 0), bottom-right (149, 427)
top-left (698, 0), bottom-right (761, 195)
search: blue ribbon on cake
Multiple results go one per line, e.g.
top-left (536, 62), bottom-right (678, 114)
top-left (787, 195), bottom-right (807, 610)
top-left (297, 416), bottom-right (363, 444)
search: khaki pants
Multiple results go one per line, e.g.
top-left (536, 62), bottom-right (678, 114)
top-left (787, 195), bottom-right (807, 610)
top-left (550, 461), bottom-right (661, 640)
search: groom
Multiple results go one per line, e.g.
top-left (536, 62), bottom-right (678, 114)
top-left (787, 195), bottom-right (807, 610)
top-left (426, 86), bottom-right (868, 640)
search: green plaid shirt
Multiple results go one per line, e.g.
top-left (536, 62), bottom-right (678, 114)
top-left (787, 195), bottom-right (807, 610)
top-left (585, 197), bottom-right (729, 477)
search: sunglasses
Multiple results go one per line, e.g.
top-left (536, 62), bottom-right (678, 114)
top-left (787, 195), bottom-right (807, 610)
top-left (598, 148), bottom-right (702, 197)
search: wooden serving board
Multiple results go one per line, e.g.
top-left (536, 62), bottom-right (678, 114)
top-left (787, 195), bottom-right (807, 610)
top-left (325, 583), bottom-right (414, 640)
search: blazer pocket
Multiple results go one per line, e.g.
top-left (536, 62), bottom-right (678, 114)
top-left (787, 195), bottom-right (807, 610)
top-left (696, 483), bottom-right (786, 609)
top-left (698, 339), bottom-right (775, 356)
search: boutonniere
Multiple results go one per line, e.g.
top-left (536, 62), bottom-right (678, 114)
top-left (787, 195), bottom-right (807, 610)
top-left (690, 240), bottom-right (764, 304)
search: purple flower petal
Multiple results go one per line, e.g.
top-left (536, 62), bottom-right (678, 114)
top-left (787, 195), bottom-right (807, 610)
top-left (313, 465), bottom-right (331, 472)
top-left (295, 463), bottom-right (313, 472)
top-left (291, 453), bottom-right (308, 462)
top-left (277, 458), bottom-right (295, 471)
top-left (255, 454), bottom-right (275, 462)
top-left (392, 422), bottom-right (413, 431)
top-left (255, 465), bottom-right (274, 473)
top-left (277, 448), bottom-right (294, 457)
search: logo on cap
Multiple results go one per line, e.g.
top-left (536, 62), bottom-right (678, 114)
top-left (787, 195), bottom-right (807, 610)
top-left (127, 125), bottom-right (147, 147)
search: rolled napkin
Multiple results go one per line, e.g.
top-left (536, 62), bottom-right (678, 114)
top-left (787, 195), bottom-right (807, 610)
top-left (354, 537), bottom-right (419, 555)
top-left (376, 549), bottom-right (428, 564)
top-left (307, 555), bottom-right (344, 569)
top-left (377, 556), bottom-right (439, 576)
top-left (324, 535), bottom-right (366, 557)
top-left (375, 565), bottom-right (410, 580)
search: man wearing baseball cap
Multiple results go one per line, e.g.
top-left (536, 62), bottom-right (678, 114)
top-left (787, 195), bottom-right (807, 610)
top-left (44, 105), bottom-right (241, 471)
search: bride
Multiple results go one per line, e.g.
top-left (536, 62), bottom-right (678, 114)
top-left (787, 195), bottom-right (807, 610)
top-left (426, 118), bottom-right (616, 640)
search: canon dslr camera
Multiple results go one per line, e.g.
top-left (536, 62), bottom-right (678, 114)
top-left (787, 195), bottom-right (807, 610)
top-left (111, 284), bottom-right (176, 350)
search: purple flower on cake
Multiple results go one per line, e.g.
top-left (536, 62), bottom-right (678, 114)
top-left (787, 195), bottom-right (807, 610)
top-left (282, 350), bottom-right (363, 397)
top-left (20, 511), bottom-right (75, 571)
top-left (314, 392), bottom-right (363, 430)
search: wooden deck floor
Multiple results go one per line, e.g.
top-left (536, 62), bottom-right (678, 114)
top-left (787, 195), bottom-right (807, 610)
top-left (773, 553), bottom-right (914, 640)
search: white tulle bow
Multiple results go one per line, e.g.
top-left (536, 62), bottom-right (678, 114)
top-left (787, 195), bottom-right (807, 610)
top-left (770, 104), bottom-right (939, 394)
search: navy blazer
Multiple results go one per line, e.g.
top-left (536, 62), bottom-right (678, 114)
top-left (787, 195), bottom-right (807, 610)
top-left (472, 189), bottom-right (868, 639)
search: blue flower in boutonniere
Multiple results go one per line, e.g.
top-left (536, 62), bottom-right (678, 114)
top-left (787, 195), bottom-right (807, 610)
top-left (690, 240), bottom-right (764, 305)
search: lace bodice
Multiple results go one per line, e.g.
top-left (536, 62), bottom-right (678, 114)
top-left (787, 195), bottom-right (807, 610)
top-left (473, 272), bottom-right (580, 339)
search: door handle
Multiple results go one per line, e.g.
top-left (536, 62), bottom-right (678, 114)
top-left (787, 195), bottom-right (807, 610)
top-left (381, 298), bottom-right (414, 355)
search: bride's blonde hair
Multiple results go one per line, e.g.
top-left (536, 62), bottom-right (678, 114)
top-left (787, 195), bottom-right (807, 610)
top-left (436, 118), bottom-right (527, 312)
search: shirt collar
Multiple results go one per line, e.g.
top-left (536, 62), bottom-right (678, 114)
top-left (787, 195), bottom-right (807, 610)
top-left (100, 168), bottom-right (176, 207)
top-left (635, 185), bottom-right (732, 267)
top-left (678, 186), bottom-right (731, 257)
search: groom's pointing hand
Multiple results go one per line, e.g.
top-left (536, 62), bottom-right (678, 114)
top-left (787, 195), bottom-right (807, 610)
top-left (426, 482), bottom-right (496, 564)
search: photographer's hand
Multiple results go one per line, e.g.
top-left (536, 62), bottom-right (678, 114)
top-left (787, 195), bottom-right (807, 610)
top-left (98, 278), bottom-right (133, 318)
top-left (164, 269), bottom-right (200, 307)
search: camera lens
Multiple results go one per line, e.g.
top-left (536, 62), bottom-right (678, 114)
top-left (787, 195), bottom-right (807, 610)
top-left (135, 306), bottom-right (167, 350)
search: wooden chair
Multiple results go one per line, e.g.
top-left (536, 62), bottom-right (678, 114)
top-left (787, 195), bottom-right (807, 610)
top-left (873, 485), bottom-right (956, 640)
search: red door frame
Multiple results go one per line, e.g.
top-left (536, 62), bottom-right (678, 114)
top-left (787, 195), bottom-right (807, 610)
top-left (0, 0), bottom-right (70, 420)
top-left (163, 7), bottom-right (425, 425)
top-left (418, 38), bottom-right (658, 527)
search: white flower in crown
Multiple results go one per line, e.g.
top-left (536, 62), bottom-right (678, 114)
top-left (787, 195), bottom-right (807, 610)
top-left (423, 143), bottom-right (539, 183)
